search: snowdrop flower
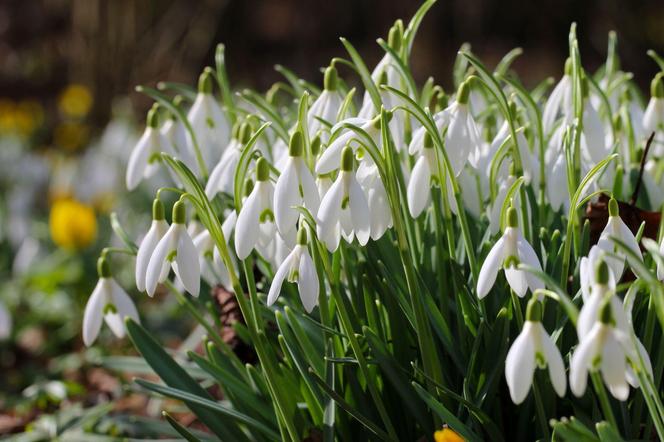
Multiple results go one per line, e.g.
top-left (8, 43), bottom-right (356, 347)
top-left (308, 66), bottom-right (343, 141)
top-left (187, 70), bottom-right (230, 169)
top-left (0, 300), bottom-right (11, 340)
top-left (359, 164), bottom-right (392, 240)
top-left (407, 132), bottom-right (437, 218)
top-left (577, 259), bottom-right (628, 339)
top-left (193, 212), bottom-right (236, 289)
top-left (408, 109), bottom-right (448, 156)
top-left (542, 58), bottom-right (573, 135)
top-left (317, 146), bottom-right (371, 251)
top-left (316, 115), bottom-right (382, 175)
top-left (357, 22), bottom-right (404, 120)
top-left (235, 157), bottom-right (276, 259)
top-left (445, 79), bottom-right (482, 175)
top-left (643, 72), bottom-right (664, 135)
top-left (477, 207), bottom-right (544, 298)
top-left (505, 299), bottom-right (566, 404)
top-left (126, 105), bottom-right (171, 190)
top-left (146, 200), bottom-right (200, 297)
top-left (161, 98), bottom-right (196, 171)
top-left (205, 122), bottom-right (250, 199)
top-left (267, 227), bottom-right (319, 313)
top-left (135, 199), bottom-right (169, 293)
top-left (579, 246), bottom-right (616, 301)
top-left (570, 300), bottom-right (635, 400)
top-left (596, 198), bottom-right (642, 278)
top-left (83, 257), bottom-right (139, 346)
top-left (274, 131), bottom-right (320, 238)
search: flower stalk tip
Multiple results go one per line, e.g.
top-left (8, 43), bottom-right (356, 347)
top-left (198, 70), bottom-right (214, 94)
top-left (97, 256), bottom-right (111, 278)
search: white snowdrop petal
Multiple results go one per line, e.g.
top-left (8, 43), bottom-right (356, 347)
top-left (477, 236), bottom-right (505, 298)
top-left (407, 156), bottom-right (431, 218)
top-left (234, 188), bottom-right (262, 260)
top-left (126, 130), bottom-right (153, 190)
top-left (539, 324), bottom-right (567, 397)
top-left (317, 178), bottom-right (344, 249)
top-left (297, 251), bottom-right (319, 313)
top-left (299, 162), bottom-right (321, 214)
top-left (267, 250), bottom-right (296, 306)
top-left (601, 333), bottom-right (629, 401)
top-left (348, 176), bottom-right (371, 245)
top-left (135, 220), bottom-right (167, 293)
top-left (0, 301), bottom-right (10, 339)
top-left (274, 160), bottom-right (300, 236)
top-left (505, 325), bottom-right (536, 404)
top-left (504, 267), bottom-right (529, 297)
top-left (570, 325), bottom-right (601, 397)
top-left (146, 226), bottom-right (178, 296)
top-left (82, 279), bottom-right (106, 346)
top-left (174, 231), bottom-right (201, 297)
top-left (516, 233), bottom-right (544, 292)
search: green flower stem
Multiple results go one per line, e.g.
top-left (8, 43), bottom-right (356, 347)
top-left (591, 372), bottom-right (619, 431)
top-left (242, 257), bottom-right (264, 330)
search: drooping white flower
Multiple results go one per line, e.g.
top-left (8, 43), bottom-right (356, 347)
top-left (161, 103), bottom-right (196, 171)
top-left (357, 22), bottom-right (404, 120)
top-left (0, 300), bottom-right (11, 340)
top-left (643, 73), bottom-right (664, 135)
top-left (570, 300), bottom-right (637, 401)
top-left (235, 157), bottom-right (276, 259)
top-left (187, 70), bottom-right (230, 170)
top-left (316, 116), bottom-right (381, 175)
top-left (505, 299), bottom-right (566, 404)
top-left (135, 199), bottom-right (169, 293)
top-left (542, 58), bottom-right (573, 135)
top-left (267, 228), bottom-right (319, 313)
top-left (274, 131), bottom-right (320, 238)
top-left (146, 200), bottom-right (200, 297)
top-left (579, 246), bottom-right (616, 301)
top-left (407, 132), bottom-right (437, 218)
top-left (577, 259), bottom-right (627, 339)
top-left (308, 66), bottom-right (343, 142)
top-left (596, 198), bottom-right (642, 278)
top-left (477, 207), bottom-right (544, 298)
top-left (317, 146), bottom-right (371, 252)
top-left (205, 122), bottom-right (250, 199)
top-left (83, 257), bottom-right (139, 346)
top-left (126, 105), bottom-right (172, 190)
top-left (408, 110), bottom-right (448, 156)
top-left (193, 212), bottom-right (236, 290)
top-left (445, 79), bottom-right (482, 175)
top-left (355, 158), bottom-right (392, 240)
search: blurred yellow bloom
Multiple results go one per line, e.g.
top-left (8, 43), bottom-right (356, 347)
top-left (58, 84), bottom-right (93, 118)
top-left (434, 427), bottom-right (464, 442)
top-left (54, 121), bottom-right (89, 151)
top-left (0, 99), bottom-right (44, 136)
top-left (49, 198), bottom-right (97, 250)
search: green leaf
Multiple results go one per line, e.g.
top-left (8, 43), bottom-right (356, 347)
top-left (215, 43), bottom-right (237, 124)
top-left (163, 411), bottom-right (203, 442)
top-left (136, 379), bottom-right (280, 441)
top-left (109, 212), bottom-right (138, 253)
top-left (125, 319), bottom-right (248, 441)
top-left (412, 382), bottom-right (480, 441)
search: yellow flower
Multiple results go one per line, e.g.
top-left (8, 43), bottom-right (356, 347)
top-left (58, 84), bottom-right (93, 118)
top-left (54, 121), bottom-right (90, 151)
top-left (434, 427), bottom-right (464, 442)
top-left (49, 198), bottom-right (97, 251)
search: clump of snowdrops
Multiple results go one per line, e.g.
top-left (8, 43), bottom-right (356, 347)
top-left (82, 2), bottom-right (664, 440)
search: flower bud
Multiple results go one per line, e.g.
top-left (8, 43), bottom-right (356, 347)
top-left (256, 157), bottom-right (270, 182)
top-left (324, 66), bottom-right (338, 92)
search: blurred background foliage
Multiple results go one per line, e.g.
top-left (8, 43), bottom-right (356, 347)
top-left (0, 0), bottom-right (662, 438)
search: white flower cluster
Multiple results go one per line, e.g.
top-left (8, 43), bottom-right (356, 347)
top-left (81, 20), bottom-right (664, 414)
